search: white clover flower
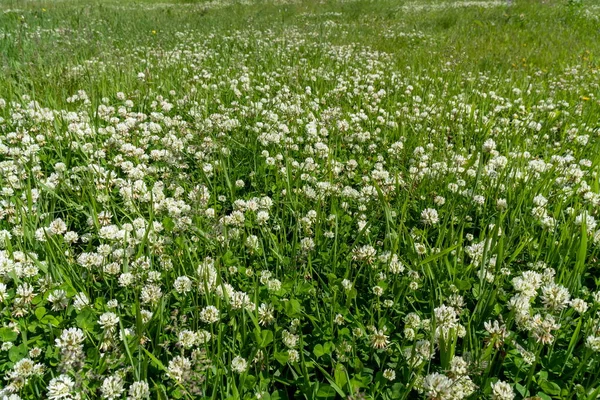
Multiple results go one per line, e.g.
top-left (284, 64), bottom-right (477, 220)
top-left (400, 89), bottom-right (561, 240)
top-left (572, 298), bottom-right (589, 314)
top-left (101, 376), bottom-right (125, 400)
top-left (231, 356), bottom-right (248, 373)
top-left (372, 286), bottom-right (384, 297)
top-left (483, 138), bottom-right (496, 152)
top-left (267, 278), bottom-right (282, 292)
top-left (258, 303), bottom-right (275, 326)
top-left (383, 369), bottom-right (396, 380)
top-left (540, 282), bottom-right (570, 313)
top-left (200, 306), bottom-right (220, 324)
top-left (98, 312), bottom-right (120, 331)
top-left (422, 373), bottom-right (453, 399)
top-left (288, 349), bottom-right (300, 363)
top-left (47, 374), bottom-right (76, 400)
top-left (421, 208), bottom-right (439, 225)
top-left (341, 279), bottom-right (353, 291)
top-left (174, 276), bottom-right (193, 294)
top-left (128, 381), bottom-right (150, 400)
top-left (48, 218), bottom-right (67, 235)
top-left (167, 356), bottom-right (191, 383)
top-left (491, 381), bottom-right (514, 400)
top-left (586, 335), bottom-right (600, 352)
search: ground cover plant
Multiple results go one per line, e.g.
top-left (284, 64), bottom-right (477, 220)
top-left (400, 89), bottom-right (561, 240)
top-left (1, 0), bottom-right (600, 398)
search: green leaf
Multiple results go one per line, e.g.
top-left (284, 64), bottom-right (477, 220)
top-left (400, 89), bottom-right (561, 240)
top-left (34, 306), bottom-right (47, 321)
top-left (391, 382), bottom-right (404, 397)
top-left (515, 383), bottom-right (529, 397)
top-left (76, 308), bottom-right (95, 331)
top-left (314, 344), bottom-right (325, 358)
top-left (539, 380), bottom-right (561, 396)
top-left (162, 217), bottom-right (175, 232)
top-left (40, 314), bottom-right (61, 327)
top-left (536, 392), bottom-right (552, 400)
top-left (257, 330), bottom-right (273, 348)
top-left (0, 327), bottom-right (18, 342)
top-left (8, 344), bottom-right (27, 362)
top-left (323, 341), bottom-right (334, 355)
top-left (270, 390), bottom-right (283, 400)
top-left (454, 279), bottom-right (471, 291)
top-left (316, 385), bottom-right (337, 398)
top-left (274, 351), bottom-right (289, 365)
top-left (284, 299), bottom-right (302, 317)
top-left (346, 288), bottom-right (357, 301)
top-left (243, 374), bottom-right (257, 389)
top-left (313, 361), bottom-right (347, 397)
top-left (334, 364), bottom-right (348, 389)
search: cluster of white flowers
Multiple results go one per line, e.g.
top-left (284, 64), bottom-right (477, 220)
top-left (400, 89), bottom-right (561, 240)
top-left (0, 3), bottom-right (599, 399)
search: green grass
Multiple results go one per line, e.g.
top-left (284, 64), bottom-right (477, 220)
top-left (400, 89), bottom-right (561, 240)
top-left (0, 0), bottom-right (600, 398)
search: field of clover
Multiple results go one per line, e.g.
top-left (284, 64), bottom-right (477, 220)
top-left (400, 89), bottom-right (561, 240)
top-left (1, 0), bottom-right (600, 398)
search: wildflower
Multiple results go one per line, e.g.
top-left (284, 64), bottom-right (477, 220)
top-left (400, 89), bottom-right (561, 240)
top-left (389, 254), bottom-right (404, 274)
top-left (496, 199), bottom-right (507, 210)
top-left (541, 282), bottom-right (570, 313)
top-left (571, 298), bottom-right (588, 314)
top-left (421, 208), bottom-right (439, 225)
top-left (128, 381), bottom-right (150, 400)
top-left (73, 293), bottom-right (90, 311)
top-left (258, 303), bottom-right (275, 326)
top-left (174, 276), bottom-right (192, 294)
top-left (586, 335), bottom-right (600, 352)
top-left (98, 312), bottom-right (120, 331)
top-left (341, 279), bottom-right (353, 291)
top-left (414, 243), bottom-right (427, 255)
top-left (434, 304), bottom-right (458, 341)
top-left (483, 138), bottom-right (496, 152)
top-left (422, 373), bottom-right (452, 399)
top-left (28, 347), bottom-right (42, 358)
top-left (450, 356), bottom-right (468, 376)
top-left (491, 381), bottom-right (514, 400)
top-left (383, 369), bottom-right (396, 381)
top-left (231, 356), bottom-right (248, 373)
top-left (484, 320), bottom-right (508, 349)
top-left (282, 330), bottom-right (299, 348)
top-left (140, 284), bottom-right (162, 305)
top-left (352, 245), bottom-right (377, 264)
top-left (370, 327), bottom-right (389, 350)
top-left (54, 328), bottom-right (85, 371)
top-left (288, 349), bottom-right (300, 363)
top-left (48, 289), bottom-right (68, 311)
top-left (267, 278), bottom-right (282, 292)
top-left (49, 218), bottom-right (68, 235)
top-left (101, 376), bottom-right (125, 400)
top-left (47, 375), bottom-right (76, 399)
top-left (167, 356), bottom-right (191, 383)
top-left (200, 306), bottom-right (220, 324)
top-left (531, 313), bottom-right (560, 345)
top-left (372, 286), bottom-right (384, 297)
top-left (300, 237), bottom-right (315, 252)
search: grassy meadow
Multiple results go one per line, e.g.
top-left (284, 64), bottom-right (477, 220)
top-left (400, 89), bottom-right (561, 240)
top-left (1, 0), bottom-right (600, 398)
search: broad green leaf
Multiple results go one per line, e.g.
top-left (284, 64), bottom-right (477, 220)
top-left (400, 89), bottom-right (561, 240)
top-left (0, 328), bottom-right (18, 342)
